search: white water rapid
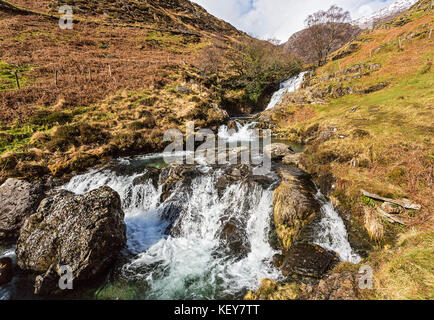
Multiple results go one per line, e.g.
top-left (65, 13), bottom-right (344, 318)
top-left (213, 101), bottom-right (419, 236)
top-left (218, 121), bottom-right (258, 142)
top-left (1, 71), bottom-right (360, 300)
top-left (62, 156), bottom-right (281, 300)
top-left (314, 192), bottom-right (361, 264)
top-left (265, 71), bottom-right (308, 111)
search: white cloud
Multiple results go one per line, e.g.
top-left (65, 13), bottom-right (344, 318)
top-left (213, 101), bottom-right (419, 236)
top-left (191, 0), bottom-right (399, 41)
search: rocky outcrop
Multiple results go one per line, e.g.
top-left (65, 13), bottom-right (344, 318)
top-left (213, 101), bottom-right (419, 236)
top-left (300, 271), bottom-right (364, 300)
top-left (273, 168), bottom-right (321, 250)
top-left (282, 153), bottom-right (302, 168)
top-left (264, 143), bottom-right (294, 160)
top-left (280, 243), bottom-right (339, 278)
top-left (0, 178), bottom-right (46, 242)
top-left (16, 186), bottom-right (127, 295)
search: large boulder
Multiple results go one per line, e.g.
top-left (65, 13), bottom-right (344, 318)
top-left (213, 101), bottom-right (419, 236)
top-left (264, 143), bottom-right (294, 160)
top-left (280, 243), bottom-right (339, 278)
top-left (273, 168), bottom-right (321, 250)
top-left (16, 186), bottom-right (127, 295)
top-left (0, 178), bottom-right (46, 242)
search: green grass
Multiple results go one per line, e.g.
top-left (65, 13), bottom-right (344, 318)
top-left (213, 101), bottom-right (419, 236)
top-left (0, 61), bottom-right (32, 90)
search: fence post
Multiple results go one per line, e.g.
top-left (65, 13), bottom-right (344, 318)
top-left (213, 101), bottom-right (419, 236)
top-left (14, 71), bottom-right (20, 89)
top-left (55, 70), bottom-right (58, 87)
top-left (108, 64), bottom-right (112, 77)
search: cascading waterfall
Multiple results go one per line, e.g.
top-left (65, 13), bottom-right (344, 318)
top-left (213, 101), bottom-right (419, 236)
top-left (2, 70), bottom-right (361, 300)
top-left (218, 121), bottom-right (258, 142)
top-left (314, 192), bottom-right (361, 263)
top-left (265, 71), bottom-right (308, 110)
top-left (63, 159), bottom-right (281, 299)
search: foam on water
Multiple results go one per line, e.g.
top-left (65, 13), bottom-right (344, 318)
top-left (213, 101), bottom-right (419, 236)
top-left (218, 121), bottom-right (258, 142)
top-left (265, 71), bottom-right (308, 111)
top-left (63, 162), bottom-right (281, 299)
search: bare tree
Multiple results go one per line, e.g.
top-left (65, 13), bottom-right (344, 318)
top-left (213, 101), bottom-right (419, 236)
top-left (266, 38), bottom-right (282, 46)
top-left (301, 5), bottom-right (352, 66)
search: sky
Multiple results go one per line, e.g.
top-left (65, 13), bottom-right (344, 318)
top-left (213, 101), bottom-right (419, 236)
top-left (190, 0), bottom-right (397, 41)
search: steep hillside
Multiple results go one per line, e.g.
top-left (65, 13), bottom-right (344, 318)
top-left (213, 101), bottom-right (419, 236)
top-left (281, 23), bottom-right (361, 64)
top-left (253, 0), bottom-right (433, 300)
top-left (0, 0), bottom-right (300, 182)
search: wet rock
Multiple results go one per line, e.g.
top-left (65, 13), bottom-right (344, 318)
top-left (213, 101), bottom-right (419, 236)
top-left (159, 165), bottom-right (199, 202)
top-left (273, 168), bottom-right (321, 250)
top-left (249, 175), bottom-right (276, 189)
top-left (0, 256), bottom-right (13, 285)
top-left (0, 178), bottom-right (46, 242)
top-left (161, 203), bottom-right (184, 236)
top-left (132, 167), bottom-right (160, 188)
top-left (272, 254), bottom-right (285, 268)
top-left (264, 143), bottom-right (294, 160)
top-left (219, 217), bottom-right (249, 259)
top-left (16, 186), bottom-right (127, 296)
top-left (281, 243), bottom-right (339, 278)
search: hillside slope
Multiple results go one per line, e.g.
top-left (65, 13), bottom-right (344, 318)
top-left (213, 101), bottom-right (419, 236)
top-left (253, 0), bottom-right (433, 300)
top-left (0, 0), bottom-right (300, 182)
top-left (281, 23), bottom-right (361, 64)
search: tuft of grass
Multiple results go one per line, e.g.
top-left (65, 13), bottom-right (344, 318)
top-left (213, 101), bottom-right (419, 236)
top-left (370, 230), bottom-right (434, 300)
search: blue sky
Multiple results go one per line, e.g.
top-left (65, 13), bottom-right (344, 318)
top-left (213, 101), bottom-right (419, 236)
top-left (191, 0), bottom-right (395, 41)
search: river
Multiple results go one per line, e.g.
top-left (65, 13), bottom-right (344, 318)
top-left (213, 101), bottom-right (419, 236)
top-left (0, 73), bottom-right (359, 300)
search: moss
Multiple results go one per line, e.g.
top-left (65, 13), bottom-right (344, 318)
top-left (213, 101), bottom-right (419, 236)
top-left (29, 110), bottom-right (73, 127)
top-left (361, 195), bottom-right (376, 208)
top-left (0, 61), bottom-right (32, 90)
top-left (47, 123), bottom-right (108, 152)
top-left (95, 281), bottom-right (147, 300)
top-left (245, 279), bottom-right (301, 300)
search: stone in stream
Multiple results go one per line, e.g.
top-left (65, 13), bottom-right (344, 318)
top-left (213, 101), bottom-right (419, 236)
top-left (0, 256), bottom-right (13, 285)
top-left (16, 186), bottom-right (127, 296)
top-left (273, 167), bottom-right (321, 251)
top-left (280, 243), bottom-right (339, 278)
top-left (132, 167), bottom-right (160, 189)
top-left (282, 153), bottom-right (302, 168)
top-left (0, 178), bottom-right (47, 242)
top-left (264, 143), bottom-right (295, 160)
top-left (218, 216), bottom-right (250, 259)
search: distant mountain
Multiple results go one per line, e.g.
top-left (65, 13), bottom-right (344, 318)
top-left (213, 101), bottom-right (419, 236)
top-left (353, 0), bottom-right (419, 29)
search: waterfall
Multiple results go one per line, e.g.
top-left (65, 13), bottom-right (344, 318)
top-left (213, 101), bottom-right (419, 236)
top-left (265, 71), bottom-right (308, 111)
top-left (314, 192), bottom-right (361, 263)
top-left (63, 158), bottom-right (281, 300)
top-left (218, 121), bottom-right (258, 142)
